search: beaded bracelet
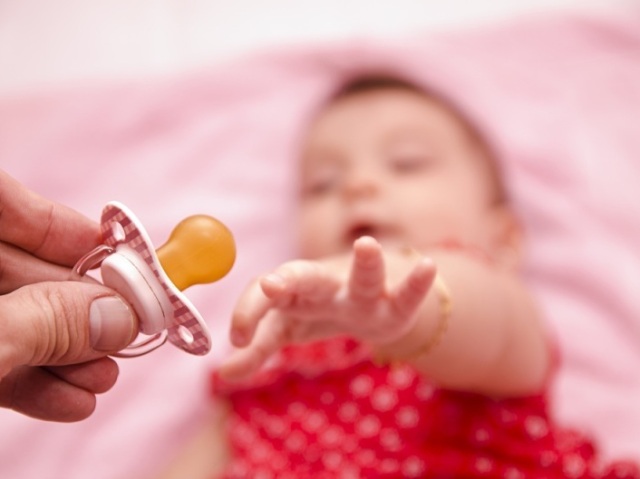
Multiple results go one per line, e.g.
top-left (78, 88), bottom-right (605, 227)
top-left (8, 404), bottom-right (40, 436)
top-left (374, 273), bottom-right (452, 367)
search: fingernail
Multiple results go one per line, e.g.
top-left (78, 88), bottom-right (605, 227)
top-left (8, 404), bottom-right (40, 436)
top-left (262, 274), bottom-right (285, 288)
top-left (90, 297), bottom-right (136, 352)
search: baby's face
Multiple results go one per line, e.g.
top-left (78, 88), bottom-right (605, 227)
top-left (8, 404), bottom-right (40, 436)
top-left (297, 88), bottom-right (504, 259)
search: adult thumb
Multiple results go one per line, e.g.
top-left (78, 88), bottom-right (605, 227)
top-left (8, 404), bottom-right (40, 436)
top-left (0, 281), bottom-right (137, 374)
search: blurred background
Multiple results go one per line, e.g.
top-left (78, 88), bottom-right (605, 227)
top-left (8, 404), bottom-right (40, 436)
top-left (0, 0), bottom-right (632, 97)
top-left (1, 2), bottom-right (639, 479)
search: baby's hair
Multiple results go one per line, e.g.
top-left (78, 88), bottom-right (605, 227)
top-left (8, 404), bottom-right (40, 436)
top-left (328, 72), bottom-right (508, 205)
top-left (331, 74), bottom-right (424, 99)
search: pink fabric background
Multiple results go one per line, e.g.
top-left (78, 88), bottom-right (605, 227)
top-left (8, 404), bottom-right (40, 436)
top-left (1, 11), bottom-right (639, 479)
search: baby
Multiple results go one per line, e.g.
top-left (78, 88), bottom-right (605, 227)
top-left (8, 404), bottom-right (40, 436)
top-left (158, 75), bottom-right (639, 479)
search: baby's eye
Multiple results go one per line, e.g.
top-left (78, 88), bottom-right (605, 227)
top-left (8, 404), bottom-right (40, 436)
top-left (389, 153), bottom-right (434, 174)
top-left (301, 172), bottom-right (339, 197)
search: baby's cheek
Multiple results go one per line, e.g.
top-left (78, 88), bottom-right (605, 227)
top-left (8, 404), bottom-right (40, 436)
top-left (297, 222), bottom-right (331, 259)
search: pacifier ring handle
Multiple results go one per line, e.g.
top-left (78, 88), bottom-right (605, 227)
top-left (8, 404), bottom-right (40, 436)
top-left (72, 245), bottom-right (115, 278)
top-left (113, 331), bottom-right (168, 358)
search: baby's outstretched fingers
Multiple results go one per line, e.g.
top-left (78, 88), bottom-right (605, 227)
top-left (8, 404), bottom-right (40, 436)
top-left (230, 279), bottom-right (275, 347)
top-left (349, 236), bottom-right (385, 302)
top-left (391, 258), bottom-right (437, 317)
top-left (219, 314), bottom-right (285, 380)
top-left (260, 260), bottom-right (340, 307)
top-left (259, 271), bottom-right (296, 307)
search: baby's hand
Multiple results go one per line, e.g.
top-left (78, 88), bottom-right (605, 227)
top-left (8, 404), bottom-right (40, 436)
top-left (218, 236), bottom-right (436, 380)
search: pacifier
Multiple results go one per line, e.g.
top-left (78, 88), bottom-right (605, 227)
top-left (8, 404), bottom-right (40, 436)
top-left (74, 201), bottom-right (236, 357)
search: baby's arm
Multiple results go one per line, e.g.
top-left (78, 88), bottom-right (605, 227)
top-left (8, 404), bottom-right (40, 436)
top-left (220, 236), bottom-right (548, 397)
top-left (377, 244), bottom-right (548, 397)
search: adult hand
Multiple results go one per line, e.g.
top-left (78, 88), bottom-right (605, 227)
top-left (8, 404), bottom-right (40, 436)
top-left (0, 170), bottom-right (138, 422)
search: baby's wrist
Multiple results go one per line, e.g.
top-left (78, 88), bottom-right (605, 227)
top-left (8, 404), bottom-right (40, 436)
top-left (372, 274), bottom-right (452, 367)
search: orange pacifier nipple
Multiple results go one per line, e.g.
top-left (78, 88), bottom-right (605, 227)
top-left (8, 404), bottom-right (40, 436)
top-left (156, 215), bottom-right (236, 291)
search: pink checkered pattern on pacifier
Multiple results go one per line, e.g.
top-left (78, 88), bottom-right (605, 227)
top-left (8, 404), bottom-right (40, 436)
top-left (73, 201), bottom-right (236, 357)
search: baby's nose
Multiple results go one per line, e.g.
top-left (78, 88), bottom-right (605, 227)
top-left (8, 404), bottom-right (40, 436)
top-left (343, 169), bottom-right (380, 200)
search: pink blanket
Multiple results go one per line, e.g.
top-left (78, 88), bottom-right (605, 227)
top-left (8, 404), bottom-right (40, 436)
top-left (1, 11), bottom-right (640, 479)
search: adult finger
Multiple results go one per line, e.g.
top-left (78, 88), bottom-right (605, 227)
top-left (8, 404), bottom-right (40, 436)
top-left (45, 357), bottom-right (120, 395)
top-left (0, 365), bottom-right (98, 422)
top-left (348, 236), bottom-right (385, 302)
top-left (0, 281), bottom-right (137, 373)
top-left (0, 241), bottom-right (72, 294)
top-left (0, 170), bottom-right (101, 267)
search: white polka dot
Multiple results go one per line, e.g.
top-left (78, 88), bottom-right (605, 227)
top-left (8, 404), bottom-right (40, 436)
top-left (354, 449), bottom-right (376, 467)
top-left (388, 366), bottom-right (414, 389)
top-left (287, 401), bottom-right (306, 418)
top-left (235, 422), bottom-right (255, 445)
top-left (264, 417), bottom-right (287, 438)
top-left (475, 457), bottom-right (493, 473)
top-left (539, 450), bottom-right (558, 467)
top-left (415, 382), bottom-right (435, 400)
top-left (338, 466), bottom-right (362, 479)
top-left (380, 458), bottom-right (400, 474)
top-left (343, 437), bottom-right (358, 454)
top-left (254, 469), bottom-right (273, 479)
top-left (356, 415), bottom-right (382, 438)
top-left (338, 402), bottom-right (360, 423)
top-left (474, 427), bottom-right (490, 443)
top-left (402, 456), bottom-right (426, 477)
top-left (271, 455), bottom-right (287, 471)
top-left (350, 374), bottom-right (374, 397)
top-left (396, 406), bottom-right (420, 428)
top-left (563, 455), bottom-right (586, 478)
top-left (250, 444), bottom-right (270, 462)
top-left (499, 409), bottom-right (517, 424)
top-left (302, 411), bottom-right (327, 433)
top-left (504, 468), bottom-right (525, 479)
top-left (371, 386), bottom-right (398, 411)
top-left (322, 450), bottom-right (343, 470)
top-left (525, 415), bottom-right (549, 439)
top-left (319, 425), bottom-right (343, 447)
top-left (284, 431), bottom-right (307, 452)
top-left (380, 428), bottom-right (402, 452)
top-left (228, 461), bottom-right (249, 477)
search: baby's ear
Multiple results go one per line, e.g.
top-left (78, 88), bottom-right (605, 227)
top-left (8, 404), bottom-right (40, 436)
top-left (489, 205), bottom-right (526, 271)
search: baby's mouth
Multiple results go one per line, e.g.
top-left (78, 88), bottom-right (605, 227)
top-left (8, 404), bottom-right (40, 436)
top-left (345, 223), bottom-right (380, 244)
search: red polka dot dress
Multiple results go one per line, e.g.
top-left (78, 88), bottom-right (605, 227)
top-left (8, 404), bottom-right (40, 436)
top-left (211, 337), bottom-right (639, 479)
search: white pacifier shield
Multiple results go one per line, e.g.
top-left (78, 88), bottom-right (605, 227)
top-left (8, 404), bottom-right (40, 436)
top-left (100, 247), bottom-right (169, 335)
